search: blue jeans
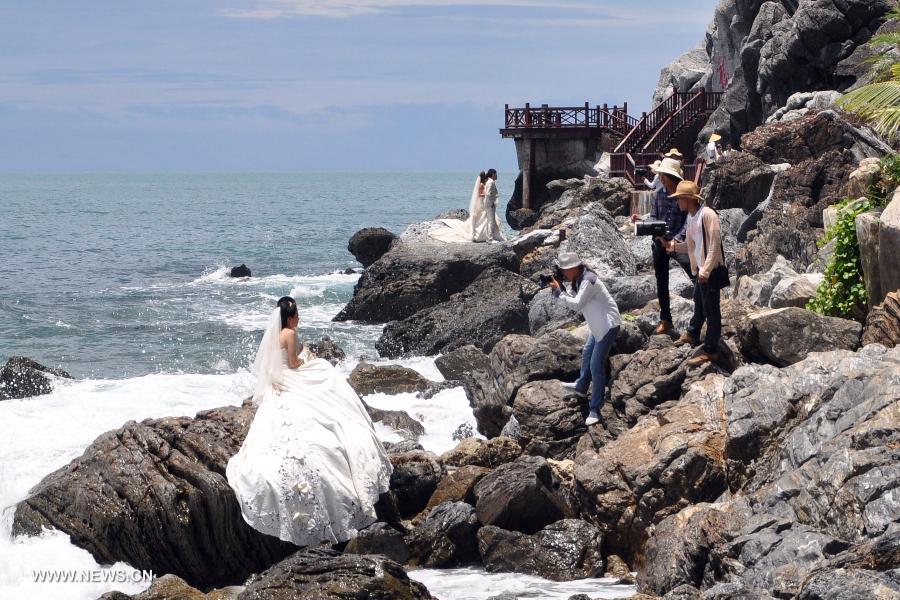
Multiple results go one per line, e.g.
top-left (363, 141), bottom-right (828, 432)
top-left (576, 326), bottom-right (619, 414)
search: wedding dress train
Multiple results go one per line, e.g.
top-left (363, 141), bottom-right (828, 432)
top-left (226, 313), bottom-right (392, 546)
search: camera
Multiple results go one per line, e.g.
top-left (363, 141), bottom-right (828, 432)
top-left (539, 265), bottom-right (564, 287)
top-left (634, 220), bottom-right (668, 237)
top-left (634, 165), bottom-right (650, 178)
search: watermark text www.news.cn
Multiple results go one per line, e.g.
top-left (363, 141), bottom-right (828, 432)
top-left (32, 569), bottom-right (154, 584)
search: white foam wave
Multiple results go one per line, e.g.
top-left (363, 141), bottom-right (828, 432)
top-left (191, 268), bottom-right (359, 288)
top-left (409, 567), bottom-right (635, 599)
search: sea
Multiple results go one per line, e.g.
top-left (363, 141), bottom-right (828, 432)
top-left (0, 173), bottom-right (635, 600)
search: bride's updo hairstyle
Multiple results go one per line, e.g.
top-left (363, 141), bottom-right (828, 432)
top-left (479, 171), bottom-right (489, 183)
top-left (277, 296), bottom-right (298, 329)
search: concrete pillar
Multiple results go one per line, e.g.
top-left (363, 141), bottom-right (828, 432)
top-left (523, 139), bottom-right (536, 210)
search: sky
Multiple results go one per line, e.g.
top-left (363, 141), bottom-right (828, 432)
top-left (0, 1), bottom-right (715, 172)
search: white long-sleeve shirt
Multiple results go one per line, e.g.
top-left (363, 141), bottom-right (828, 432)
top-left (553, 270), bottom-right (621, 339)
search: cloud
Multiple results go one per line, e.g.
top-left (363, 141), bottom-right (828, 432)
top-left (220, 0), bottom-right (603, 19)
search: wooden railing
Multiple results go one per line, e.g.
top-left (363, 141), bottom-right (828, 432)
top-left (641, 91), bottom-right (723, 154)
top-left (503, 102), bottom-right (638, 136)
top-left (613, 92), bottom-right (694, 155)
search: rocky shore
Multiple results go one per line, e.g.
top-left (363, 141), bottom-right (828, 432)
top-left (9, 1), bottom-right (900, 599)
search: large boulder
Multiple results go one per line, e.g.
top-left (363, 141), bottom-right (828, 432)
top-left (388, 451), bottom-right (443, 518)
top-left (238, 547), bottom-right (434, 599)
top-left (307, 336), bottom-right (346, 365)
top-left (559, 203), bottom-right (638, 278)
top-left (603, 270), bottom-right (694, 312)
top-left (348, 362), bottom-right (431, 396)
top-left (12, 405), bottom-right (296, 589)
top-left (575, 375), bottom-right (728, 560)
top-left (511, 380), bottom-right (586, 460)
top-left (734, 255), bottom-right (822, 309)
top-left (701, 152), bottom-right (776, 213)
top-left (376, 268), bottom-right (539, 358)
top-left (862, 289), bottom-right (900, 348)
top-left (529, 177), bottom-right (634, 228)
top-left (527, 288), bottom-right (581, 335)
top-left (347, 227), bottom-right (397, 267)
top-left (735, 148), bottom-right (857, 277)
top-left (440, 437), bottom-right (521, 469)
top-left (473, 455), bottom-right (576, 534)
top-left (334, 240), bottom-right (519, 323)
top-left (406, 501), bottom-right (480, 568)
top-left (739, 307), bottom-right (862, 367)
top-left (652, 44), bottom-right (709, 106)
top-left (0, 356), bottom-right (71, 400)
top-left (424, 465), bottom-right (491, 510)
top-left (641, 345), bottom-right (900, 597)
top-left (343, 522), bottom-right (411, 565)
top-left (877, 189), bottom-right (900, 306)
top-left (478, 519), bottom-right (604, 581)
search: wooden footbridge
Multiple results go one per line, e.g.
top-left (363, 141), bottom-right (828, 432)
top-left (501, 90), bottom-right (723, 207)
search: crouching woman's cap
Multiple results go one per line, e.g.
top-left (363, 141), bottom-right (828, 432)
top-left (556, 252), bottom-right (583, 270)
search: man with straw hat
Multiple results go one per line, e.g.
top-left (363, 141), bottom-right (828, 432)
top-left (664, 148), bottom-right (683, 159)
top-left (631, 156), bottom-right (691, 335)
top-left (706, 133), bottom-right (722, 162)
top-left (668, 180), bottom-right (725, 367)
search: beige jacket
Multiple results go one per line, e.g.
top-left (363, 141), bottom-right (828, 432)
top-left (674, 206), bottom-right (725, 279)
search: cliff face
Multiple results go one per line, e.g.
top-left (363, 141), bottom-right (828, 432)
top-left (655, 0), bottom-right (894, 149)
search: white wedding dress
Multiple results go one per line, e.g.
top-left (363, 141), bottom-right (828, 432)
top-left (226, 311), bottom-right (392, 546)
top-left (430, 175), bottom-right (506, 243)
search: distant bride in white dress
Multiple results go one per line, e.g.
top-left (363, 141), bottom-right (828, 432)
top-left (226, 296), bottom-right (392, 546)
top-left (431, 170), bottom-right (506, 243)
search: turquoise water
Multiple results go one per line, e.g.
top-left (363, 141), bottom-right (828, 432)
top-left (0, 172), bottom-right (489, 378)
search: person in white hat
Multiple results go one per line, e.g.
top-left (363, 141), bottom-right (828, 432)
top-left (706, 133), bottom-right (722, 162)
top-left (643, 160), bottom-right (662, 192)
top-left (548, 252), bottom-right (620, 426)
top-left (630, 157), bottom-right (691, 335)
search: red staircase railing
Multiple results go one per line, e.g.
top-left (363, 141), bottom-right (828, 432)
top-left (503, 102), bottom-right (638, 137)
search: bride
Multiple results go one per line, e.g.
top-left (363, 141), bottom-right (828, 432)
top-left (430, 170), bottom-right (506, 243)
top-left (226, 296), bottom-right (392, 546)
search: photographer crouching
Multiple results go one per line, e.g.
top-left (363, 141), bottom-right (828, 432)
top-left (630, 157), bottom-right (691, 335)
top-left (548, 252), bottom-right (620, 427)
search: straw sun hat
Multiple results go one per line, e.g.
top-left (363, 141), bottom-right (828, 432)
top-left (709, 133), bottom-right (722, 143)
top-left (654, 157), bottom-right (683, 180)
top-left (556, 252), bottom-right (583, 270)
top-left (669, 180), bottom-right (704, 202)
top-left (664, 148), bottom-right (683, 158)
top-left (649, 160), bottom-right (662, 173)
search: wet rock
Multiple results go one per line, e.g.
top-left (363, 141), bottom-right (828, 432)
top-left (406, 501), bottom-right (480, 568)
top-left (512, 380), bottom-right (586, 460)
top-left (740, 307), bottom-right (861, 367)
top-left (376, 268), bottom-right (539, 358)
top-left (343, 522), bottom-right (411, 564)
top-left (388, 451), bottom-right (443, 518)
top-left (238, 547), bottom-right (434, 599)
top-left (347, 227), bottom-right (397, 268)
top-left (101, 574), bottom-right (213, 600)
top-left (348, 362), bottom-right (431, 396)
top-left (425, 465), bottom-right (491, 510)
top-left (229, 264), bottom-right (251, 278)
top-left (604, 554), bottom-right (631, 580)
top-left (364, 402), bottom-right (425, 441)
top-left (474, 455), bottom-right (576, 534)
top-left (335, 240), bottom-right (518, 323)
top-left (575, 375), bottom-right (728, 560)
top-left (306, 336), bottom-right (346, 365)
top-left (440, 437), bottom-right (522, 469)
top-left (863, 290), bottom-right (900, 348)
top-left (478, 519), bottom-right (604, 581)
top-left (384, 439), bottom-right (424, 455)
top-left (0, 356), bottom-right (72, 400)
top-left (12, 405), bottom-right (296, 589)
top-left (434, 345), bottom-right (488, 383)
top-left (527, 288), bottom-right (581, 335)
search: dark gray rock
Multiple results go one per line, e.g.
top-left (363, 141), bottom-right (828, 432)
top-left (799, 568), bottom-right (900, 600)
top-left (12, 405), bottom-right (296, 589)
top-left (335, 240), bottom-right (519, 323)
top-left (384, 439), bottom-right (424, 455)
top-left (701, 152), bottom-right (775, 213)
top-left (863, 290), bottom-right (900, 348)
top-left (364, 402), bottom-right (425, 441)
top-left (238, 547), bottom-right (434, 599)
top-left (478, 519), bottom-right (604, 581)
top-left (434, 344), bottom-right (488, 382)
top-left (739, 307), bottom-right (862, 367)
top-left (388, 451), bottom-right (443, 518)
top-left (473, 455), bottom-right (576, 534)
top-left (440, 437), bottom-right (522, 469)
top-left (0, 356), bottom-right (71, 400)
top-left (307, 335), bottom-right (346, 365)
top-left (529, 177), bottom-right (634, 229)
top-left (343, 522), bottom-right (411, 564)
top-left (436, 208), bottom-right (469, 221)
top-left (604, 270), bottom-right (694, 312)
top-left (424, 465), bottom-right (491, 511)
top-left (376, 268), bottom-right (539, 358)
top-left (229, 264), bottom-right (251, 278)
top-left (406, 501), bottom-right (480, 568)
top-left (511, 380), bottom-right (586, 460)
top-left (527, 288), bottom-right (581, 335)
top-left (347, 227), bottom-right (397, 268)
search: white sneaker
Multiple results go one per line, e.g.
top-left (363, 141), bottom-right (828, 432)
top-left (560, 381), bottom-right (579, 389)
top-left (585, 415), bottom-right (600, 426)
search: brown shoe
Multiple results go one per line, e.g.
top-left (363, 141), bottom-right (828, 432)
top-left (686, 352), bottom-right (719, 367)
top-left (654, 320), bottom-right (673, 335)
top-left (674, 332), bottom-right (698, 347)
